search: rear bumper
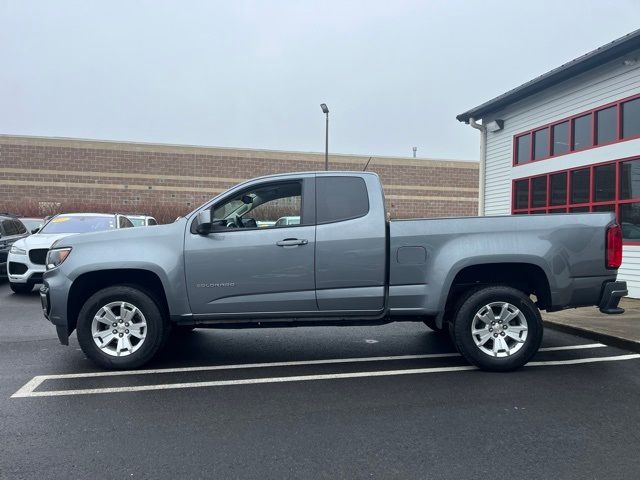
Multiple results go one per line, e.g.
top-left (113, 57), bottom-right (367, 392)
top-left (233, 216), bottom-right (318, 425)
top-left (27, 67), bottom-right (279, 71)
top-left (599, 280), bottom-right (627, 314)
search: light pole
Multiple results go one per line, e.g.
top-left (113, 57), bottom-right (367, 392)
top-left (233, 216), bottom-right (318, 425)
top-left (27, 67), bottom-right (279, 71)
top-left (320, 103), bottom-right (329, 170)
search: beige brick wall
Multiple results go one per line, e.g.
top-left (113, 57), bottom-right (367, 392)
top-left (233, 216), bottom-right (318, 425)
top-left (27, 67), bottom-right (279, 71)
top-left (0, 135), bottom-right (478, 222)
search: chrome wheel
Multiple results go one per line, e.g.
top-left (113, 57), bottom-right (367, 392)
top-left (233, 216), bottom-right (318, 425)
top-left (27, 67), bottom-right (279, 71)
top-left (91, 301), bottom-right (147, 357)
top-left (471, 302), bottom-right (528, 358)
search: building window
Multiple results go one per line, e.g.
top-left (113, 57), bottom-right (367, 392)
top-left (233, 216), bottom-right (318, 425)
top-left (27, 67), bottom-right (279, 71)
top-left (549, 172), bottom-right (567, 206)
top-left (552, 122), bottom-right (570, 155)
top-left (516, 134), bottom-right (531, 164)
top-left (622, 98), bottom-right (640, 139)
top-left (514, 180), bottom-right (529, 209)
top-left (570, 168), bottom-right (590, 204)
top-left (512, 157), bottom-right (640, 243)
top-left (533, 128), bottom-right (549, 160)
top-left (572, 114), bottom-right (593, 151)
top-left (596, 106), bottom-right (617, 145)
top-left (513, 93), bottom-right (640, 166)
top-left (593, 163), bottom-right (615, 202)
top-left (531, 176), bottom-right (547, 208)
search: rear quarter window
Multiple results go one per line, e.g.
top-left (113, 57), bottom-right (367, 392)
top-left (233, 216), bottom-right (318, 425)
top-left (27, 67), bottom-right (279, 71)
top-left (316, 176), bottom-right (369, 223)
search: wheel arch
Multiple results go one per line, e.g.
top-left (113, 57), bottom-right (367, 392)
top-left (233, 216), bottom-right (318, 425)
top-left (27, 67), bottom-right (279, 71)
top-left (437, 261), bottom-right (552, 329)
top-left (67, 268), bottom-right (170, 334)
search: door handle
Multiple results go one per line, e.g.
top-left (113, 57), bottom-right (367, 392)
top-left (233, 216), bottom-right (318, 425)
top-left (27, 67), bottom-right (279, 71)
top-left (276, 238), bottom-right (308, 247)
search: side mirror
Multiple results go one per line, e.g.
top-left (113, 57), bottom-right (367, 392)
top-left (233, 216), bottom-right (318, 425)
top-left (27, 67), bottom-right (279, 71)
top-left (195, 210), bottom-right (213, 235)
top-left (195, 210), bottom-right (226, 234)
top-left (31, 228), bottom-right (40, 234)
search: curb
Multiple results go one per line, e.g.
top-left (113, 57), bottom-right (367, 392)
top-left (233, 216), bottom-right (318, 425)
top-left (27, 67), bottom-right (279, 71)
top-left (544, 320), bottom-right (640, 353)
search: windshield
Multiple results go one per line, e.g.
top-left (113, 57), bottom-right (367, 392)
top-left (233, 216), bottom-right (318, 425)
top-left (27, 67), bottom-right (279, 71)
top-left (39, 215), bottom-right (117, 234)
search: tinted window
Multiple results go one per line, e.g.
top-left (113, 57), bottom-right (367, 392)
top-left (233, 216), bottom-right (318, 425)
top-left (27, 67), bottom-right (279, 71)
top-left (572, 114), bottom-right (592, 151)
top-left (515, 134), bottom-right (531, 164)
top-left (40, 215), bottom-right (117, 234)
top-left (621, 202), bottom-right (640, 240)
top-left (549, 172), bottom-right (567, 206)
top-left (316, 177), bottom-right (369, 223)
top-left (571, 169), bottom-right (590, 204)
top-left (13, 219), bottom-right (27, 235)
top-left (148, 218), bottom-right (158, 226)
top-left (620, 159), bottom-right (640, 200)
top-left (533, 129), bottom-right (549, 160)
top-left (514, 180), bottom-right (529, 209)
top-left (593, 164), bottom-right (615, 202)
top-left (622, 98), bottom-right (640, 139)
top-left (596, 106), bottom-right (617, 145)
top-left (552, 122), bottom-right (569, 155)
top-left (531, 176), bottom-right (547, 208)
top-left (1, 219), bottom-right (17, 236)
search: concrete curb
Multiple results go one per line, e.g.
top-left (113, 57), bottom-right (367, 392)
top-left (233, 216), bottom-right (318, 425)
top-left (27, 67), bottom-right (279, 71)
top-left (545, 320), bottom-right (640, 353)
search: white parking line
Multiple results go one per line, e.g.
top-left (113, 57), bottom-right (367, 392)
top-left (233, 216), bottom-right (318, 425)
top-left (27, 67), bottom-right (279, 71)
top-left (10, 343), bottom-right (623, 398)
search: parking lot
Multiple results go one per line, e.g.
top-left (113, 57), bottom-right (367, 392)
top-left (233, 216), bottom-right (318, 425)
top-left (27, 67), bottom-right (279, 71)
top-left (1, 280), bottom-right (640, 479)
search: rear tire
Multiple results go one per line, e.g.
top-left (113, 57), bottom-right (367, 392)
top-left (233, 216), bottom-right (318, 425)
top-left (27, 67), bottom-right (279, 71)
top-left (10, 282), bottom-right (33, 294)
top-left (452, 285), bottom-right (542, 372)
top-left (76, 285), bottom-right (169, 369)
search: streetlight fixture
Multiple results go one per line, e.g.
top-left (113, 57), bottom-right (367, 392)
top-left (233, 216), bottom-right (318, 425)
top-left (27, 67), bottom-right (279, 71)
top-left (320, 103), bottom-right (329, 170)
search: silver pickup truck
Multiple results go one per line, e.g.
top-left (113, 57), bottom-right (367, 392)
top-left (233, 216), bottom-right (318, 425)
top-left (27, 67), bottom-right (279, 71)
top-left (41, 171), bottom-right (627, 371)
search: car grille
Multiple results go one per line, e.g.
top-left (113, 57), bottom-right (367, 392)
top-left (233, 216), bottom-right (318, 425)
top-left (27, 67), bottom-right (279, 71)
top-left (9, 262), bottom-right (28, 275)
top-left (29, 249), bottom-right (48, 265)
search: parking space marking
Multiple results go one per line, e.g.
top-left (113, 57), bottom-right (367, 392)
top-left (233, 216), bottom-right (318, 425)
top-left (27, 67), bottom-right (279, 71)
top-left (11, 344), bottom-right (626, 399)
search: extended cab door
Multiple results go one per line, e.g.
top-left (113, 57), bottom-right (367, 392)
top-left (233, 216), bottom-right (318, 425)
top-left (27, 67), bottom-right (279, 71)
top-left (314, 173), bottom-right (387, 313)
top-left (184, 175), bottom-right (317, 317)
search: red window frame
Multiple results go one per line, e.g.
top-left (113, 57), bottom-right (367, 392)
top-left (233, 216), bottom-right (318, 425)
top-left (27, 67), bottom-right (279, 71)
top-left (511, 155), bottom-right (640, 245)
top-left (513, 92), bottom-right (640, 167)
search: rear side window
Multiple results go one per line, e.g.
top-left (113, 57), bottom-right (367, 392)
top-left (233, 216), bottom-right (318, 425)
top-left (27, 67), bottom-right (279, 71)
top-left (119, 216), bottom-right (134, 228)
top-left (148, 218), bottom-right (158, 226)
top-left (316, 177), bottom-right (369, 223)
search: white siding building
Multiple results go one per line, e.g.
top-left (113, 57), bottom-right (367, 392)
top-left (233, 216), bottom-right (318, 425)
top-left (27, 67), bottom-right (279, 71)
top-left (458, 30), bottom-right (640, 297)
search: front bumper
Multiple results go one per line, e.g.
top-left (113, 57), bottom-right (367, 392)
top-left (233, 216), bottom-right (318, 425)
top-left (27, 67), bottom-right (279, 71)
top-left (599, 280), bottom-right (627, 314)
top-left (41, 267), bottom-right (73, 345)
top-left (7, 251), bottom-right (46, 285)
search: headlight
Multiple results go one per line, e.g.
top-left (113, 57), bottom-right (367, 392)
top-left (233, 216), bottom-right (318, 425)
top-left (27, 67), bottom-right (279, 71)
top-left (10, 245), bottom-right (26, 255)
top-left (46, 248), bottom-right (72, 270)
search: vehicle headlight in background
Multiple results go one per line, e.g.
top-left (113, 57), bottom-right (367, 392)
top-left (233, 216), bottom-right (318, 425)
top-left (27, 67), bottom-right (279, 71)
top-left (46, 248), bottom-right (72, 270)
top-left (10, 245), bottom-right (26, 255)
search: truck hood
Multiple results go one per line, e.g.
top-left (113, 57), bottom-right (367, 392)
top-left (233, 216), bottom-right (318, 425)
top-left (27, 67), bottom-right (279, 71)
top-left (13, 233), bottom-right (77, 251)
top-left (51, 219), bottom-right (187, 249)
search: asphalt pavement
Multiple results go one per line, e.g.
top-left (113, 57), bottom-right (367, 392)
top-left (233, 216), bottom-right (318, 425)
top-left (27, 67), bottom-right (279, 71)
top-left (1, 280), bottom-right (640, 480)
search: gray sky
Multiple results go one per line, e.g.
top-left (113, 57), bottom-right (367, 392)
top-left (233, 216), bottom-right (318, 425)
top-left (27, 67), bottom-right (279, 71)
top-left (1, 1), bottom-right (639, 161)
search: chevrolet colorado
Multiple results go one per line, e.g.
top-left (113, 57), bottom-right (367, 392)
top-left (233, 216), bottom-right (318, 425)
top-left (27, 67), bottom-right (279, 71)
top-left (40, 171), bottom-right (627, 371)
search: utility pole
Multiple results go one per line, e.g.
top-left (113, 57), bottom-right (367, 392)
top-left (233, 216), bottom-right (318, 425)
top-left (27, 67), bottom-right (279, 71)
top-left (320, 103), bottom-right (329, 170)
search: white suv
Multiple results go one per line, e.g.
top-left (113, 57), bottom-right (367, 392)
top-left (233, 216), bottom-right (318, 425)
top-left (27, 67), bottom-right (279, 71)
top-left (7, 213), bottom-right (133, 294)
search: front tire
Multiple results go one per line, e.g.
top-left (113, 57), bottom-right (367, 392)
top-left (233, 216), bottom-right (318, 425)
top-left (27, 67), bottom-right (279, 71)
top-left (452, 286), bottom-right (543, 372)
top-left (10, 282), bottom-right (33, 294)
top-left (76, 286), bottom-right (169, 369)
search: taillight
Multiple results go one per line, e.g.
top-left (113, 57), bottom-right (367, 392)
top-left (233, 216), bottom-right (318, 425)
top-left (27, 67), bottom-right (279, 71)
top-left (606, 224), bottom-right (622, 269)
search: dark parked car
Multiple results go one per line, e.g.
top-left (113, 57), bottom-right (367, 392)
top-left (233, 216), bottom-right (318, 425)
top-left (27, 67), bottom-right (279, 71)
top-left (0, 214), bottom-right (29, 277)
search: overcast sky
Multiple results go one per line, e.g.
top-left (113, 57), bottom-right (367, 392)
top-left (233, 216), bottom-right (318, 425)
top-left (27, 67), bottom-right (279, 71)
top-left (1, 1), bottom-right (639, 161)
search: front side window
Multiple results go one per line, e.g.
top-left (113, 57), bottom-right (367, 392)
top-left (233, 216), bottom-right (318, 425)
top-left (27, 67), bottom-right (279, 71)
top-left (212, 181), bottom-right (303, 229)
top-left (316, 177), bottom-right (369, 223)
